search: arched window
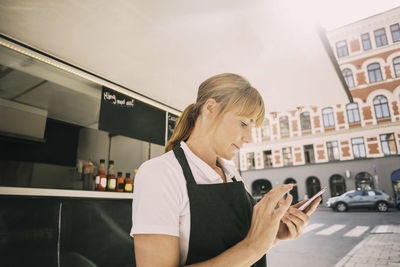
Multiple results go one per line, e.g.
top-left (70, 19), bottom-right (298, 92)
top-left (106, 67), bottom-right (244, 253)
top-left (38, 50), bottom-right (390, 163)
top-left (355, 172), bottom-right (374, 190)
top-left (252, 179), bottom-right (273, 202)
top-left (279, 116), bottom-right (290, 137)
top-left (393, 57), bottom-right (400, 77)
top-left (306, 176), bottom-right (322, 200)
top-left (346, 103), bottom-right (360, 123)
top-left (367, 63), bottom-right (383, 83)
top-left (322, 108), bottom-right (335, 128)
top-left (373, 95), bottom-right (390, 119)
top-left (342, 68), bottom-right (355, 88)
top-left (300, 112), bottom-right (311, 132)
top-left (330, 175), bottom-right (346, 197)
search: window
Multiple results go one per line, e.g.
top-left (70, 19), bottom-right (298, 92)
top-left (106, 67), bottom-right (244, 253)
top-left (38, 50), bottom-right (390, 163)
top-left (336, 40), bottom-right (349, 57)
top-left (373, 95), bottom-right (390, 119)
top-left (374, 190), bottom-right (382, 195)
top-left (352, 191), bottom-right (363, 197)
top-left (367, 63), bottom-right (383, 83)
top-left (279, 116), bottom-right (290, 137)
top-left (327, 141), bottom-right (340, 161)
top-left (380, 133), bottom-right (397, 155)
top-left (367, 190), bottom-right (376, 197)
top-left (261, 119), bottom-right (270, 138)
top-left (300, 112), bottom-right (311, 132)
top-left (361, 33), bottom-right (372, 50)
top-left (282, 147), bottom-right (293, 166)
top-left (393, 57), bottom-right (400, 77)
top-left (390, 24), bottom-right (400, 42)
top-left (374, 28), bottom-right (388, 47)
top-left (304, 145), bottom-right (315, 164)
top-left (322, 108), bottom-right (335, 128)
top-left (352, 137), bottom-right (366, 158)
top-left (342, 68), bottom-right (355, 88)
top-left (263, 150), bottom-right (273, 167)
top-left (246, 152), bottom-right (255, 169)
top-left (346, 103), bottom-right (360, 123)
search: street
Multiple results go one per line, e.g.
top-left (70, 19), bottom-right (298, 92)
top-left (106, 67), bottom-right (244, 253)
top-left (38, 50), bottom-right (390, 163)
top-left (268, 207), bottom-right (400, 267)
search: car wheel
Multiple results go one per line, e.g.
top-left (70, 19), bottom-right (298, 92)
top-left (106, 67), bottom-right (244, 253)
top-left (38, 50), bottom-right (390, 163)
top-left (376, 201), bottom-right (388, 212)
top-left (336, 202), bottom-right (348, 212)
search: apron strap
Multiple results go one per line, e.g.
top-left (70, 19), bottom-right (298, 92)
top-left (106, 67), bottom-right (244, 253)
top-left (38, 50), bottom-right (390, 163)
top-left (173, 144), bottom-right (197, 184)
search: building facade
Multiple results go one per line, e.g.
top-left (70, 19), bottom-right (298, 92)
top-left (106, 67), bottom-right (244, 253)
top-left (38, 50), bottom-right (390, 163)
top-left (240, 7), bottom-right (400, 204)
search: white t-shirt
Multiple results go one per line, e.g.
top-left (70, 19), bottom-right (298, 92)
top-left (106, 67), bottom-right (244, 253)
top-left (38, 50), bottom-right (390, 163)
top-left (130, 141), bottom-right (246, 266)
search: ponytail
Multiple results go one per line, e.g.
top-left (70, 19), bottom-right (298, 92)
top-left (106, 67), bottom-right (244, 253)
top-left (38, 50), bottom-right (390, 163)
top-left (165, 103), bottom-right (199, 152)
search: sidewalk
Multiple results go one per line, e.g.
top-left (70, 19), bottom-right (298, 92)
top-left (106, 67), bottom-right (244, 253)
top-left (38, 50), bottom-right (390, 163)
top-left (335, 225), bottom-right (400, 267)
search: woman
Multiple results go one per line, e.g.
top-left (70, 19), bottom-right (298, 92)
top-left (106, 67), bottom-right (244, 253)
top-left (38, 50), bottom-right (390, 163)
top-left (131, 73), bottom-right (320, 267)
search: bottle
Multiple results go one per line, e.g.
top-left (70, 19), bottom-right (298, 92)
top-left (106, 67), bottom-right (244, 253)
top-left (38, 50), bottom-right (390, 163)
top-left (116, 172), bottom-right (125, 192)
top-left (107, 160), bottom-right (116, 191)
top-left (132, 169), bottom-right (138, 192)
top-left (124, 172), bottom-right (133, 192)
top-left (83, 160), bottom-right (94, 190)
top-left (96, 159), bottom-right (107, 191)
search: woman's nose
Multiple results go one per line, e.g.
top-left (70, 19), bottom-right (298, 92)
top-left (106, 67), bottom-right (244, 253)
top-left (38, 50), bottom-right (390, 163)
top-left (242, 129), bottom-right (253, 144)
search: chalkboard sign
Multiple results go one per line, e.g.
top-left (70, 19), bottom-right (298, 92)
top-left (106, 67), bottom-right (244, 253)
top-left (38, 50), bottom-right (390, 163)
top-left (99, 87), bottom-right (166, 146)
top-left (167, 113), bottom-right (179, 141)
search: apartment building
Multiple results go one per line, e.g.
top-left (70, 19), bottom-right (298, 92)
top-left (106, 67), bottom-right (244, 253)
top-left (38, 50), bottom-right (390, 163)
top-left (240, 7), bottom-right (400, 203)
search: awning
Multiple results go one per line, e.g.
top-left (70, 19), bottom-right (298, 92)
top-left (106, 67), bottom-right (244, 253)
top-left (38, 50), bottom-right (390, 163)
top-left (0, 0), bottom-right (350, 113)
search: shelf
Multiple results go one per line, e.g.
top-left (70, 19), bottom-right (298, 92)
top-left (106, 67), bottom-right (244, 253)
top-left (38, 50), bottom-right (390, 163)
top-left (0, 186), bottom-right (133, 199)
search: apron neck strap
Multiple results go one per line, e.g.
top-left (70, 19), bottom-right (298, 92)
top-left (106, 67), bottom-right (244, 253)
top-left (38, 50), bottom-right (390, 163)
top-left (173, 144), bottom-right (197, 184)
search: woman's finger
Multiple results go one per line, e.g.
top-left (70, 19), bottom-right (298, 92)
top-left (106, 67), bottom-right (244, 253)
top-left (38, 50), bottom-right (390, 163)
top-left (291, 199), bottom-right (308, 209)
top-left (275, 194), bottom-right (293, 218)
top-left (285, 213), bottom-right (303, 228)
top-left (288, 207), bottom-right (309, 225)
top-left (305, 196), bottom-right (322, 216)
top-left (261, 184), bottom-right (293, 213)
top-left (282, 216), bottom-right (298, 238)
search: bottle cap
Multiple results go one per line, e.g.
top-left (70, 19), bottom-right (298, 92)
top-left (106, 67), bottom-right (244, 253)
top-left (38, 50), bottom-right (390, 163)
top-left (109, 160), bottom-right (114, 164)
top-left (100, 159), bottom-right (105, 163)
top-left (117, 172), bottom-right (123, 176)
top-left (126, 172), bottom-right (131, 177)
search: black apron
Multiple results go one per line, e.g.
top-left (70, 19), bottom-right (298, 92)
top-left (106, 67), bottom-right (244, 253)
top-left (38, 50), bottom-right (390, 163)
top-left (173, 145), bottom-right (267, 267)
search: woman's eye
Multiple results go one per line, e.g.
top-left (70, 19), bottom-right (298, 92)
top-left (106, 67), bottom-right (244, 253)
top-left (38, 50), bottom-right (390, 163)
top-left (241, 121), bottom-right (248, 127)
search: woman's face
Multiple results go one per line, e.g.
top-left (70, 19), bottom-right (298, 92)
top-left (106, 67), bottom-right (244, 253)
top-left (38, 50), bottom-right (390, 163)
top-left (211, 107), bottom-right (254, 160)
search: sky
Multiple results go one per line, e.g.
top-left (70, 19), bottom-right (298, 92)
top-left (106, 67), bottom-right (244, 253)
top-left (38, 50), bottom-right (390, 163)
top-left (315, 0), bottom-right (400, 30)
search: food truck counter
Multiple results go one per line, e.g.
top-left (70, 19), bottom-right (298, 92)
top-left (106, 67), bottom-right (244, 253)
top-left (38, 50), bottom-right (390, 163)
top-left (0, 186), bottom-right (135, 267)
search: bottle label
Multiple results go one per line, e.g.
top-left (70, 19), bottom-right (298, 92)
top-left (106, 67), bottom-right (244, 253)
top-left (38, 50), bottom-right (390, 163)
top-left (125, 184), bottom-right (133, 192)
top-left (109, 179), bottom-right (116, 189)
top-left (118, 183), bottom-right (125, 190)
top-left (95, 176), bottom-right (100, 184)
top-left (100, 178), bottom-right (107, 187)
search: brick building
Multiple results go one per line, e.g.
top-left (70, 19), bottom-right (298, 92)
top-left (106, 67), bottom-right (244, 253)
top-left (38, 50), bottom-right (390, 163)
top-left (240, 7), bottom-right (400, 204)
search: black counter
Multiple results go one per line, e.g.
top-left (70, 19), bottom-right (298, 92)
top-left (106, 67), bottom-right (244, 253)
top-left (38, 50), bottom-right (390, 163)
top-left (0, 188), bottom-right (135, 267)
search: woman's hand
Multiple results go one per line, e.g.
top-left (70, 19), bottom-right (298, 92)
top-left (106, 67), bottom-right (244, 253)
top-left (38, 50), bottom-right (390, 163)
top-left (243, 184), bottom-right (294, 257)
top-left (275, 196), bottom-right (321, 242)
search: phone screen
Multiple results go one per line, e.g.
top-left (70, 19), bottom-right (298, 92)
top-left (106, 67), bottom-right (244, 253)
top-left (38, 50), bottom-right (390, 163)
top-left (298, 186), bottom-right (327, 211)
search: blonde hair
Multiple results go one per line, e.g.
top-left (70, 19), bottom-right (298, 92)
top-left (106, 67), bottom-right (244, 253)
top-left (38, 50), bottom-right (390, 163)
top-left (165, 73), bottom-right (265, 152)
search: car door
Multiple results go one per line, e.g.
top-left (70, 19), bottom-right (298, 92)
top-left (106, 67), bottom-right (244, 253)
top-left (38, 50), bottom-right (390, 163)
top-left (347, 190), bottom-right (363, 207)
top-left (363, 190), bottom-right (377, 208)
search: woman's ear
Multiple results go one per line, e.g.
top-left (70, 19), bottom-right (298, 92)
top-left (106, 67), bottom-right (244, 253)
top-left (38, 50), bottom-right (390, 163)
top-left (202, 98), bottom-right (218, 117)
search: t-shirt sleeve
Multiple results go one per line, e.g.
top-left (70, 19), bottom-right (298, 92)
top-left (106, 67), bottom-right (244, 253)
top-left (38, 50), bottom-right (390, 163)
top-left (130, 158), bottom-right (182, 237)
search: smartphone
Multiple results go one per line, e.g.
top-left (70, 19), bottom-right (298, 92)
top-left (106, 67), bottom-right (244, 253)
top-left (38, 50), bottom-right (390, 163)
top-left (298, 186), bottom-right (327, 211)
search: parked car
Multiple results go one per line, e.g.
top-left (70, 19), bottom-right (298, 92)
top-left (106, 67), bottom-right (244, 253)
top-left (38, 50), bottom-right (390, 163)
top-left (326, 189), bottom-right (395, 212)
